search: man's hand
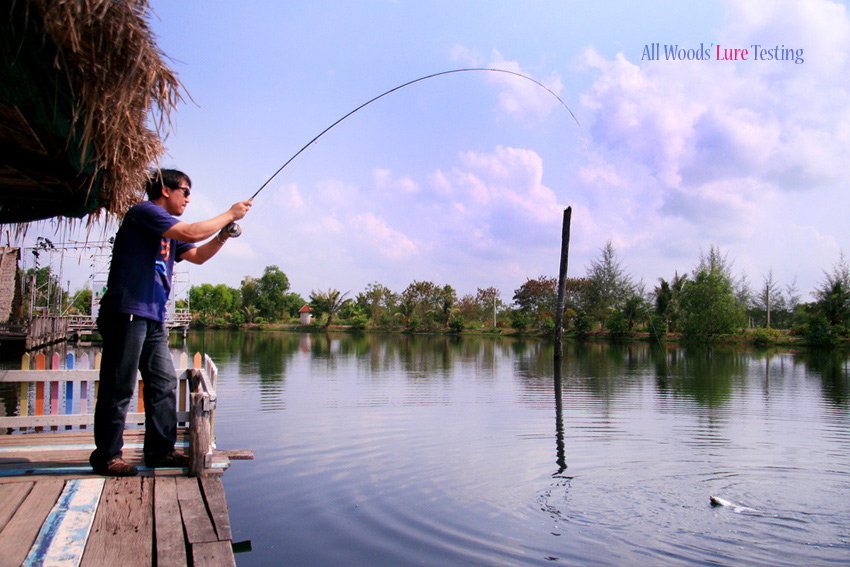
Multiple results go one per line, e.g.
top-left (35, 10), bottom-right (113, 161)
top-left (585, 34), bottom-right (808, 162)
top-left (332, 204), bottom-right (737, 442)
top-left (229, 200), bottom-right (252, 222)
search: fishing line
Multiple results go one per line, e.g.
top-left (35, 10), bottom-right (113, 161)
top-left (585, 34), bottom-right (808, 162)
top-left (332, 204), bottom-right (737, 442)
top-left (248, 67), bottom-right (586, 202)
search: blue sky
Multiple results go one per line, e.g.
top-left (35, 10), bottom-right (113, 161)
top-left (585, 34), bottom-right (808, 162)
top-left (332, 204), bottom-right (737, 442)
top-left (21, 0), bottom-right (850, 303)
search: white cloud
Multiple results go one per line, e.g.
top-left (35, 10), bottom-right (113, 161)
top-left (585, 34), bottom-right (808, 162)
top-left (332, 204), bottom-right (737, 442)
top-left (301, 216), bottom-right (344, 235)
top-left (349, 212), bottom-right (418, 260)
top-left (449, 44), bottom-right (479, 66)
top-left (487, 51), bottom-right (566, 121)
top-left (272, 182), bottom-right (304, 210)
top-left (581, 1), bottom-right (850, 197)
top-left (373, 168), bottom-right (419, 194)
top-left (570, 0), bottom-right (850, 293)
top-left (436, 146), bottom-right (563, 230)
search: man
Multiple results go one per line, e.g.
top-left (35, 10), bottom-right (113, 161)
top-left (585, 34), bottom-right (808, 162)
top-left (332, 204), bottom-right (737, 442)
top-left (90, 169), bottom-right (251, 476)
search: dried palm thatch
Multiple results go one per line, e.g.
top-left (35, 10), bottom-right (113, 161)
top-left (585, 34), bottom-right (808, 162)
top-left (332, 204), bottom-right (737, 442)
top-left (0, 0), bottom-right (183, 225)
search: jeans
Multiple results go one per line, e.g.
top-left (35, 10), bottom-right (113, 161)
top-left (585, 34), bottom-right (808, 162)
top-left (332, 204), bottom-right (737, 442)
top-left (90, 309), bottom-right (178, 466)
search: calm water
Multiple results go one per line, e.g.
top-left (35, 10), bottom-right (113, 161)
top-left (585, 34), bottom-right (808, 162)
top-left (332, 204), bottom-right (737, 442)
top-left (186, 331), bottom-right (849, 567)
top-left (2, 332), bottom-right (848, 565)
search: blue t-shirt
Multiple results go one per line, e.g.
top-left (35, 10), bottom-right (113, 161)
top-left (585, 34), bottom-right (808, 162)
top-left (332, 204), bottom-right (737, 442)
top-left (100, 201), bottom-right (195, 321)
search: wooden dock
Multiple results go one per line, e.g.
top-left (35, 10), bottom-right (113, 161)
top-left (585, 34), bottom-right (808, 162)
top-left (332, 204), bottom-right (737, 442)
top-left (0, 352), bottom-right (250, 566)
top-left (0, 433), bottom-right (243, 567)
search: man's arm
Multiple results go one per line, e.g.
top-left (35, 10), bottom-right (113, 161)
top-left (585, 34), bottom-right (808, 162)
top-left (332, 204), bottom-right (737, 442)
top-left (179, 229), bottom-right (232, 265)
top-left (163, 201), bottom-right (251, 243)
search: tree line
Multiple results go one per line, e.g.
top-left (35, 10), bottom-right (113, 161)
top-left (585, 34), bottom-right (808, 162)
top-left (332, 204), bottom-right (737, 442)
top-left (21, 242), bottom-right (850, 347)
top-left (180, 242), bottom-right (849, 346)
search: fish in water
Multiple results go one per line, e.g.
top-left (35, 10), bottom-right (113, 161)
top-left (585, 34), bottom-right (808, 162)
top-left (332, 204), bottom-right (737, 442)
top-left (710, 496), bottom-right (760, 514)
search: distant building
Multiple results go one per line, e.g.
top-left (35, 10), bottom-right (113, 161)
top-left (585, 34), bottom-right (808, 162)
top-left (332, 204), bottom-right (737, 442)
top-left (299, 304), bottom-right (312, 325)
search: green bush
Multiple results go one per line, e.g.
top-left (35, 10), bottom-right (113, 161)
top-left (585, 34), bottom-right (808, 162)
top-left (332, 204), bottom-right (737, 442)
top-left (751, 328), bottom-right (778, 347)
top-left (448, 316), bottom-right (466, 333)
top-left (350, 314), bottom-right (369, 330)
top-left (511, 311), bottom-right (529, 332)
top-left (573, 311), bottom-right (592, 339)
top-left (539, 316), bottom-right (556, 334)
top-left (605, 311), bottom-right (629, 339)
top-left (648, 315), bottom-right (668, 341)
top-left (804, 313), bottom-right (840, 347)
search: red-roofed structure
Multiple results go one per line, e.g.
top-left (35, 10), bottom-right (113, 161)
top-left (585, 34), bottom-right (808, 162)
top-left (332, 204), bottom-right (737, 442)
top-left (299, 304), bottom-right (312, 325)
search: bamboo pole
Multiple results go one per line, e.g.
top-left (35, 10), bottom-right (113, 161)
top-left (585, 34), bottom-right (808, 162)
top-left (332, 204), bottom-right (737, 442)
top-left (554, 207), bottom-right (572, 360)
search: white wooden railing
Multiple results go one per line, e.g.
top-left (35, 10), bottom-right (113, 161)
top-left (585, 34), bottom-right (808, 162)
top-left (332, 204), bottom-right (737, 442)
top-left (0, 351), bottom-right (219, 476)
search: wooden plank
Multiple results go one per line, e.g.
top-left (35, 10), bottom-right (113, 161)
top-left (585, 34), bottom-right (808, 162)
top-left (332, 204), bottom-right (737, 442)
top-left (0, 411), bottom-right (191, 429)
top-left (216, 449), bottom-right (254, 460)
top-left (0, 479), bottom-right (64, 567)
top-left (81, 477), bottom-right (153, 567)
top-left (80, 381), bottom-right (89, 414)
top-left (0, 429), bottom-right (189, 449)
top-left (0, 370), bottom-right (102, 383)
top-left (154, 477), bottom-right (187, 567)
top-left (0, 447), bottom-right (96, 468)
top-left (175, 477), bottom-right (217, 544)
top-left (65, 381), bottom-right (74, 416)
top-left (200, 476), bottom-right (232, 541)
top-left (0, 430), bottom-right (98, 448)
top-left (20, 381), bottom-right (29, 417)
top-left (0, 369), bottom-right (193, 383)
top-left (50, 382), bottom-right (59, 416)
top-left (192, 540), bottom-right (236, 567)
top-left (0, 482), bottom-right (33, 531)
top-left (22, 478), bottom-right (104, 566)
top-left (0, 431), bottom-right (189, 477)
top-left (35, 382), bottom-right (44, 415)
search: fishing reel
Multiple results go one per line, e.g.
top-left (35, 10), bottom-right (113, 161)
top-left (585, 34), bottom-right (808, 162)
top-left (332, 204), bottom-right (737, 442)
top-left (225, 222), bottom-right (242, 238)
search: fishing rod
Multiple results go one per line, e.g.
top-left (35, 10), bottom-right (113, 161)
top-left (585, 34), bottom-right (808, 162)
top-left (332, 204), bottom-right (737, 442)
top-left (226, 67), bottom-right (584, 237)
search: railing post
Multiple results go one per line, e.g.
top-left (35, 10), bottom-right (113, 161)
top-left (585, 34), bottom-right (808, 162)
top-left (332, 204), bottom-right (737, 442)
top-left (188, 369), bottom-right (211, 477)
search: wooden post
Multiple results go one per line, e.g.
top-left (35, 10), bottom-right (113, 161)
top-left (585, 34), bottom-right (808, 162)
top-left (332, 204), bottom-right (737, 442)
top-left (188, 369), bottom-right (210, 477)
top-left (554, 207), bottom-right (572, 360)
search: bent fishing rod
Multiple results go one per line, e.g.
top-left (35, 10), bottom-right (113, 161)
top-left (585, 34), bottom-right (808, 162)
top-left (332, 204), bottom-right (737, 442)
top-left (225, 67), bottom-right (583, 237)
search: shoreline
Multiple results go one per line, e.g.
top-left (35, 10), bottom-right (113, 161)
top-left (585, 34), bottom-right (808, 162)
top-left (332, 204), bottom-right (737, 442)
top-left (187, 323), bottom-right (849, 350)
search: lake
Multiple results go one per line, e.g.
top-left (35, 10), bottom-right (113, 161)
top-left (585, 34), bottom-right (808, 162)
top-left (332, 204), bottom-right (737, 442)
top-left (187, 331), bottom-right (849, 566)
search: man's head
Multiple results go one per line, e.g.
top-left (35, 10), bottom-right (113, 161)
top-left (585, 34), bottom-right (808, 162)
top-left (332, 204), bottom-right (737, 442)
top-left (147, 169), bottom-right (191, 200)
top-left (147, 169), bottom-right (191, 216)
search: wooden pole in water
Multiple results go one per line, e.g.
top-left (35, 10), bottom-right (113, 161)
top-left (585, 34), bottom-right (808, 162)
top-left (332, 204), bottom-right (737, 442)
top-left (554, 207), bottom-right (572, 360)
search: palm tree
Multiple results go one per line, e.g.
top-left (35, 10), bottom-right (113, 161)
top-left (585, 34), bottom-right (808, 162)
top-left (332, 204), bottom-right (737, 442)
top-left (242, 305), bottom-right (258, 324)
top-left (309, 288), bottom-right (350, 328)
top-left (815, 254), bottom-right (850, 329)
top-left (817, 280), bottom-right (850, 327)
top-left (655, 272), bottom-right (687, 331)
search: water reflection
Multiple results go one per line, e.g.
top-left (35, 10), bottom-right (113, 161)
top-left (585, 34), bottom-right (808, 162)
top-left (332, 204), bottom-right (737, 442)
top-left (187, 332), bottom-right (849, 411)
top-left (553, 356), bottom-right (567, 476)
top-left (5, 331), bottom-right (847, 566)
top-left (803, 348), bottom-right (850, 406)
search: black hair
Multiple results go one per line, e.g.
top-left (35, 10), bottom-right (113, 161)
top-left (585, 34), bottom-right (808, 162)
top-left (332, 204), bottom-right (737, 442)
top-left (146, 169), bottom-right (191, 200)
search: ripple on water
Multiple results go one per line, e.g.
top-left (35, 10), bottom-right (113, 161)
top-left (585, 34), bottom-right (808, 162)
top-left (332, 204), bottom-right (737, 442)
top-left (204, 340), bottom-right (849, 567)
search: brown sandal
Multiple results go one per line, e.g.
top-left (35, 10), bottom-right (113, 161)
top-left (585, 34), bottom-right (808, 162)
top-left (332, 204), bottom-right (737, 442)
top-left (94, 457), bottom-right (138, 477)
top-left (144, 450), bottom-right (189, 468)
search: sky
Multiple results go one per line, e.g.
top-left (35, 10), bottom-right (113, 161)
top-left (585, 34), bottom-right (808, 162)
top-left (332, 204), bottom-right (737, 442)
top-left (16, 0), bottom-right (850, 304)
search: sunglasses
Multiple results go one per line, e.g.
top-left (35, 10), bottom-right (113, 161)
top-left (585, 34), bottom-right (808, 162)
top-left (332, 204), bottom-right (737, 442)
top-left (173, 186), bottom-right (191, 198)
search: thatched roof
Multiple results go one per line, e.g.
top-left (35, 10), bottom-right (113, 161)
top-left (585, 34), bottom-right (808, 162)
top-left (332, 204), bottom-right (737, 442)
top-left (0, 0), bottom-right (183, 225)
